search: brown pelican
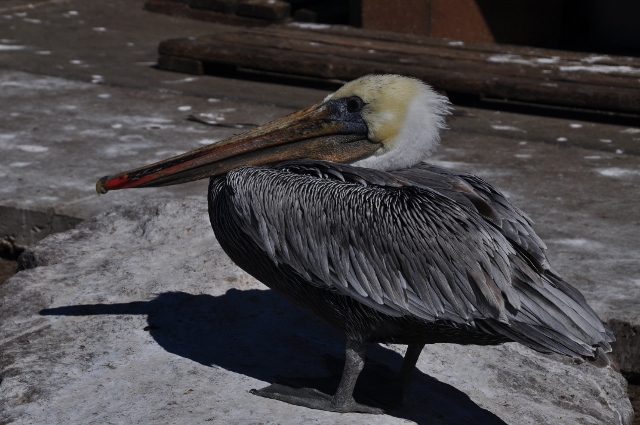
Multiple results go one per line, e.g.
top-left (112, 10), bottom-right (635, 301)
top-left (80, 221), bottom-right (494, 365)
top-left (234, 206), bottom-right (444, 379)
top-left (97, 75), bottom-right (614, 414)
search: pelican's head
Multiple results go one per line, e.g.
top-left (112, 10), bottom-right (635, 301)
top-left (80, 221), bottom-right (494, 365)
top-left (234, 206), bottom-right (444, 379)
top-left (326, 74), bottom-right (450, 171)
top-left (97, 74), bottom-right (451, 193)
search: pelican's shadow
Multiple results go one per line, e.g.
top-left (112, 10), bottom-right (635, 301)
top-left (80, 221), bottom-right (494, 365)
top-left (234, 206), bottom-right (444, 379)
top-left (41, 289), bottom-right (507, 425)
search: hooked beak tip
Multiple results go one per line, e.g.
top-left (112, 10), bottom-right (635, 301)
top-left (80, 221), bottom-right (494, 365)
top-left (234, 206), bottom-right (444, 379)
top-left (96, 176), bottom-right (110, 195)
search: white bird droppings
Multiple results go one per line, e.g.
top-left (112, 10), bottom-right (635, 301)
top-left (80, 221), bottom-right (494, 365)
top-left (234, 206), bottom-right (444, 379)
top-left (10, 162), bottom-right (32, 167)
top-left (119, 135), bottom-right (146, 142)
top-left (35, 50), bottom-right (51, 55)
top-left (487, 54), bottom-right (531, 65)
top-left (98, 93), bottom-right (111, 99)
top-left (112, 123), bottom-right (123, 129)
top-left (621, 128), bottom-right (640, 134)
top-left (199, 112), bottom-right (225, 121)
top-left (582, 55), bottom-right (610, 63)
top-left (93, 27), bottom-right (106, 32)
top-left (178, 106), bottom-right (192, 111)
top-left (559, 64), bottom-right (640, 75)
top-left (597, 168), bottom-right (639, 177)
top-left (514, 154), bottom-right (532, 159)
top-left (198, 138), bottom-right (221, 145)
top-left (17, 145), bottom-right (48, 153)
top-left (163, 77), bottom-right (197, 84)
top-left (288, 22), bottom-right (331, 29)
top-left (155, 150), bottom-right (184, 157)
top-left (536, 57), bottom-right (560, 64)
top-left (0, 45), bottom-right (26, 51)
top-left (23, 18), bottom-right (41, 24)
top-left (584, 156), bottom-right (601, 159)
top-left (70, 60), bottom-right (83, 65)
top-left (91, 75), bottom-right (103, 84)
top-left (491, 125), bottom-right (524, 132)
top-left (208, 98), bottom-right (221, 103)
top-left (556, 137), bottom-right (567, 142)
top-left (569, 123), bottom-right (582, 128)
top-left (615, 149), bottom-right (624, 154)
top-left (551, 238), bottom-right (603, 250)
top-left (448, 41), bottom-right (464, 46)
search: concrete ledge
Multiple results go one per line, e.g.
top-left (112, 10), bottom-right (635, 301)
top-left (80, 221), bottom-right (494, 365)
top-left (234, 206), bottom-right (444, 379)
top-left (0, 200), bottom-right (632, 424)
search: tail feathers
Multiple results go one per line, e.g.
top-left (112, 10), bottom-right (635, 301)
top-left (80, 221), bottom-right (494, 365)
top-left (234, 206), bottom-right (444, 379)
top-left (486, 273), bottom-right (614, 365)
top-left (513, 277), bottom-right (609, 347)
top-left (485, 318), bottom-right (613, 365)
top-left (588, 347), bottom-right (611, 368)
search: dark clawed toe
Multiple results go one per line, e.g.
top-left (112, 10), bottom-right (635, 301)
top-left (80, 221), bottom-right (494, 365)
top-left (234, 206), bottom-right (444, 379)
top-left (250, 383), bottom-right (384, 414)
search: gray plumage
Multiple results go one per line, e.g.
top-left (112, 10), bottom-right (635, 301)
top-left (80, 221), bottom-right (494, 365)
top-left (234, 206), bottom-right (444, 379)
top-left (208, 159), bottom-right (613, 365)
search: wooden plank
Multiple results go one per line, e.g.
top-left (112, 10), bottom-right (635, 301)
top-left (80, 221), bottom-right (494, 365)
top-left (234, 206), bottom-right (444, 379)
top-left (285, 24), bottom-right (640, 68)
top-left (202, 30), bottom-right (640, 87)
top-left (157, 27), bottom-right (640, 114)
top-left (260, 26), bottom-right (640, 73)
top-left (157, 55), bottom-right (204, 75)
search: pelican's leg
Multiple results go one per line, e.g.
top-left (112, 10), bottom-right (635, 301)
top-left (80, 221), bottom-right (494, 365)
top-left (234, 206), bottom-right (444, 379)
top-left (250, 339), bottom-right (383, 414)
top-left (390, 343), bottom-right (425, 405)
top-left (321, 342), bottom-right (424, 407)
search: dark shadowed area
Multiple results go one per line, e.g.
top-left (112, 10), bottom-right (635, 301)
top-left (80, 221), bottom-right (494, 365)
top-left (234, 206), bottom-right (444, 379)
top-left (41, 289), bottom-right (507, 425)
top-left (0, 259), bottom-right (17, 286)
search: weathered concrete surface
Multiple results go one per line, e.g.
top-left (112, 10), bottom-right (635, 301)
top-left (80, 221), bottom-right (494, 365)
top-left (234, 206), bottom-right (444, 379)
top-left (0, 69), bottom-right (290, 247)
top-left (0, 200), bottom-right (633, 425)
top-left (0, 0), bottom-right (329, 109)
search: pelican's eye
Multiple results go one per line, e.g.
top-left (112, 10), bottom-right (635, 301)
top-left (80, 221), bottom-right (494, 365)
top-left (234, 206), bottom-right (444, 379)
top-left (346, 96), bottom-right (365, 113)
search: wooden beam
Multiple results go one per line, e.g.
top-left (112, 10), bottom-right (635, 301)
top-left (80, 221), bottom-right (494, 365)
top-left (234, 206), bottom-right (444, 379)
top-left (157, 26), bottom-right (640, 114)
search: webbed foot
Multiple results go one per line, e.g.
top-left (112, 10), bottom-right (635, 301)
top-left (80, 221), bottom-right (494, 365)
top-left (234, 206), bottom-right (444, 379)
top-left (250, 383), bottom-right (384, 414)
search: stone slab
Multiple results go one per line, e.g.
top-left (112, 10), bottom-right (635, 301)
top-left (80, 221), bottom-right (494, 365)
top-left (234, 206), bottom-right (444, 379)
top-left (0, 199), bottom-right (633, 424)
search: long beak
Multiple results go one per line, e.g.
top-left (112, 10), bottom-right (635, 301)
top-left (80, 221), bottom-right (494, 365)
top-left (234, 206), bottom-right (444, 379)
top-left (96, 101), bottom-right (379, 194)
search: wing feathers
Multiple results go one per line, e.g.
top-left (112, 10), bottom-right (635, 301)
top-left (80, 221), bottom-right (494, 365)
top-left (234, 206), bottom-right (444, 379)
top-left (224, 161), bottom-right (613, 361)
